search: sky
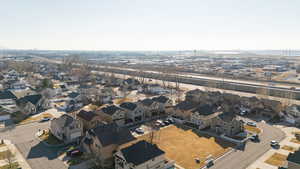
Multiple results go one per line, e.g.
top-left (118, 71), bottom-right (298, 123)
top-left (0, 0), bottom-right (299, 50)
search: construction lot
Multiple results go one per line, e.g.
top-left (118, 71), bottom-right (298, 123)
top-left (122, 125), bottom-right (235, 169)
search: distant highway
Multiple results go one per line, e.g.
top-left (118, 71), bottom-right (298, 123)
top-left (30, 55), bottom-right (300, 100)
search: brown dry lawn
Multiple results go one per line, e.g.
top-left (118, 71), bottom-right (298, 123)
top-left (122, 125), bottom-right (234, 169)
top-left (114, 98), bottom-right (133, 104)
top-left (20, 113), bottom-right (53, 124)
top-left (292, 131), bottom-right (300, 135)
top-left (281, 145), bottom-right (297, 152)
top-left (290, 138), bottom-right (300, 144)
top-left (265, 153), bottom-right (287, 166)
top-left (244, 125), bottom-right (261, 134)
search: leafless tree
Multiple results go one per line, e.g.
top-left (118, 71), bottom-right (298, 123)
top-left (4, 151), bottom-right (16, 169)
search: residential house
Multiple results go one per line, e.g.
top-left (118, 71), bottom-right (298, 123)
top-left (81, 123), bottom-right (135, 167)
top-left (173, 101), bottom-right (197, 120)
top-left (122, 78), bottom-right (140, 90)
top-left (190, 104), bottom-right (221, 129)
top-left (0, 107), bottom-right (11, 122)
top-left (16, 94), bottom-right (50, 115)
top-left (97, 105), bottom-right (126, 126)
top-left (68, 92), bottom-right (82, 105)
top-left (211, 111), bottom-right (244, 136)
top-left (282, 105), bottom-right (300, 126)
top-left (50, 114), bottom-right (82, 144)
top-left (152, 96), bottom-right (173, 115)
top-left (97, 87), bottom-right (115, 104)
top-left (115, 140), bottom-right (174, 169)
top-left (138, 99), bottom-right (155, 119)
top-left (138, 84), bottom-right (168, 95)
top-left (76, 110), bottom-right (104, 131)
top-left (120, 102), bottom-right (144, 124)
top-left (279, 148), bottom-right (300, 169)
top-left (0, 90), bottom-right (18, 112)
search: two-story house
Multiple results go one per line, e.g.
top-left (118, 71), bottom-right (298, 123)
top-left (81, 123), bottom-right (135, 167)
top-left (152, 96), bottom-right (173, 115)
top-left (115, 140), bottom-right (174, 169)
top-left (97, 105), bottom-right (126, 126)
top-left (50, 114), bottom-right (83, 144)
top-left (76, 110), bottom-right (104, 132)
top-left (190, 104), bottom-right (222, 129)
top-left (279, 148), bottom-right (300, 169)
top-left (16, 94), bottom-right (50, 115)
top-left (120, 102), bottom-right (144, 124)
top-left (173, 101), bottom-right (197, 120)
top-left (211, 111), bottom-right (244, 136)
top-left (138, 99), bottom-right (155, 119)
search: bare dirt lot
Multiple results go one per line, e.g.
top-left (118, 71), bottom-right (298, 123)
top-left (122, 125), bottom-right (234, 169)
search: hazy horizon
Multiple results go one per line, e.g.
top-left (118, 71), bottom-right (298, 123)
top-left (1, 0), bottom-right (299, 50)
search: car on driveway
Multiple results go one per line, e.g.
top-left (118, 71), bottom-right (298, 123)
top-left (250, 135), bottom-right (260, 142)
top-left (270, 140), bottom-right (280, 148)
top-left (247, 121), bottom-right (257, 127)
top-left (135, 128), bottom-right (144, 134)
top-left (39, 117), bottom-right (51, 122)
top-left (67, 149), bottom-right (83, 157)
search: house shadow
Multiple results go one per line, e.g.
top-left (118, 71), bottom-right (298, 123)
top-left (26, 141), bottom-right (61, 160)
top-left (174, 123), bottom-right (237, 150)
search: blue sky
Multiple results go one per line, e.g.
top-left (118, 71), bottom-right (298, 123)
top-left (0, 0), bottom-right (299, 50)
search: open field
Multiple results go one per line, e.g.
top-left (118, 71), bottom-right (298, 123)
top-left (122, 125), bottom-right (234, 169)
top-left (244, 125), bottom-right (261, 134)
top-left (264, 153), bottom-right (287, 167)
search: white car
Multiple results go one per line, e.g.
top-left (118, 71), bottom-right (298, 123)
top-left (247, 121), bottom-right (257, 127)
top-left (270, 140), bottom-right (279, 147)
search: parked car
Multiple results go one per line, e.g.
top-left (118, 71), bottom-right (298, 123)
top-left (67, 149), bottom-right (82, 157)
top-left (250, 135), bottom-right (260, 142)
top-left (135, 128), bottom-right (144, 134)
top-left (206, 159), bottom-right (214, 167)
top-left (39, 117), bottom-right (51, 122)
top-left (270, 140), bottom-right (280, 148)
top-left (166, 118), bottom-right (174, 124)
top-left (240, 110), bottom-right (248, 116)
top-left (247, 121), bottom-right (257, 127)
top-left (163, 120), bottom-right (170, 125)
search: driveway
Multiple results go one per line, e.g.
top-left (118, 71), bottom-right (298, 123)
top-left (0, 122), bottom-right (67, 169)
top-left (209, 121), bottom-right (285, 169)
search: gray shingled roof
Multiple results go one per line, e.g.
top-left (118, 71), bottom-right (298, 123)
top-left (0, 90), bottom-right (17, 100)
top-left (120, 140), bottom-right (165, 166)
top-left (120, 102), bottom-right (137, 111)
top-left (77, 110), bottom-right (97, 121)
top-left (90, 123), bottom-right (135, 147)
top-left (101, 105), bottom-right (122, 116)
top-left (192, 104), bottom-right (215, 116)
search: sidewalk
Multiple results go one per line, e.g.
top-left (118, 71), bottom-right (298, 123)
top-left (246, 124), bottom-right (300, 169)
top-left (3, 140), bottom-right (32, 169)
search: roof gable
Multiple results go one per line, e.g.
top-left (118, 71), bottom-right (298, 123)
top-left (120, 102), bottom-right (137, 111)
top-left (120, 140), bottom-right (165, 166)
top-left (91, 123), bottom-right (135, 147)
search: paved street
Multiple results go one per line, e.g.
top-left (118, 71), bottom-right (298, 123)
top-left (210, 121), bottom-right (285, 169)
top-left (0, 122), bottom-right (67, 169)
